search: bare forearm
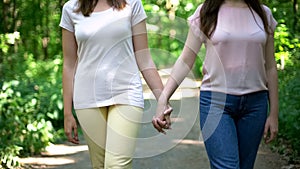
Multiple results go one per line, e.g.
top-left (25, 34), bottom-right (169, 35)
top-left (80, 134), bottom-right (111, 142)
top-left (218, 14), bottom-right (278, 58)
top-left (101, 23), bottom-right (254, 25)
top-left (135, 51), bottom-right (164, 100)
top-left (160, 28), bottom-right (201, 103)
top-left (160, 54), bottom-right (196, 103)
top-left (63, 67), bottom-right (75, 116)
top-left (267, 67), bottom-right (279, 117)
top-left (141, 68), bottom-right (164, 100)
top-left (61, 29), bottom-right (78, 116)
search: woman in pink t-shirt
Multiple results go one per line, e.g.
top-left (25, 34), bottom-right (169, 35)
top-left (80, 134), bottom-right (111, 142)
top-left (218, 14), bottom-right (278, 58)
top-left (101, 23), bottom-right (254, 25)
top-left (152, 0), bottom-right (279, 168)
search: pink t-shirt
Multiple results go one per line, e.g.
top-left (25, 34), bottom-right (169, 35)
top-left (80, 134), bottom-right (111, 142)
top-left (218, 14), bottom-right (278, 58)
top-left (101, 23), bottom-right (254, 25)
top-left (189, 4), bottom-right (277, 95)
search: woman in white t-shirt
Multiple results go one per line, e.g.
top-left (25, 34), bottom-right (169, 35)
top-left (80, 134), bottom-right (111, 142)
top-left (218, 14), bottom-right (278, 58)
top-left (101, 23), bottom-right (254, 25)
top-left (152, 0), bottom-right (279, 168)
top-left (60, 0), bottom-right (171, 168)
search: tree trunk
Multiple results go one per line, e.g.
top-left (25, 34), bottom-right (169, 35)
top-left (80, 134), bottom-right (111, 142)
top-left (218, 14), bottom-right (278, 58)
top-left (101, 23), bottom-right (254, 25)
top-left (293, 0), bottom-right (298, 32)
top-left (43, 0), bottom-right (49, 60)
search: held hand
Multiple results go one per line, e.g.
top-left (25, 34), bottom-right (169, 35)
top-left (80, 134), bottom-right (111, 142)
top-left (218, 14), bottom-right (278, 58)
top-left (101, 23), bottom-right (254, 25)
top-left (152, 102), bottom-right (173, 134)
top-left (264, 115), bottom-right (278, 144)
top-left (164, 103), bottom-right (172, 129)
top-left (64, 114), bottom-right (79, 144)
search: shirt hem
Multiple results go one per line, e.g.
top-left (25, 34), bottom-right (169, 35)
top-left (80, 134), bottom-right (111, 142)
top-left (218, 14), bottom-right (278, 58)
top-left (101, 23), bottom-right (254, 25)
top-left (200, 87), bottom-right (268, 96)
top-left (59, 24), bottom-right (74, 32)
top-left (74, 101), bottom-right (144, 110)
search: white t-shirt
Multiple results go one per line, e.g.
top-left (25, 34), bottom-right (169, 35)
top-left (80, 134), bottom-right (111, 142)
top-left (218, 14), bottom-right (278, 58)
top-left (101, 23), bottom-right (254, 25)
top-left (189, 4), bottom-right (277, 95)
top-left (59, 0), bottom-right (147, 109)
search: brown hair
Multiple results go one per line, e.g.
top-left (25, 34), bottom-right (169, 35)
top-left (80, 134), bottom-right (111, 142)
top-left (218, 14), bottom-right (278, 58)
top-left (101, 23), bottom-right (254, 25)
top-left (76, 0), bottom-right (127, 16)
top-left (200, 0), bottom-right (270, 38)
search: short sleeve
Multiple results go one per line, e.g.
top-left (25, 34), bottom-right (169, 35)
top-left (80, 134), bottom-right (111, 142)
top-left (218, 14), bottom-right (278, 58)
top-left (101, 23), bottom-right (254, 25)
top-left (262, 5), bottom-right (277, 33)
top-left (59, 0), bottom-right (75, 32)
top-left (188, 4), bottom-right (205, 40)
top-left (129, 0), bottom-right (147, 26)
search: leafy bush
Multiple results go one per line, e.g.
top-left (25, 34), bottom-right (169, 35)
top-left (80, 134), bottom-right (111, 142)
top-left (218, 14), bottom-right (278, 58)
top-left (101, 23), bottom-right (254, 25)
top-left (274, 23), bottom-right (300, 69)
top-left (0, 49), bottom-right (64, 168)
top-left (0, 80), bottom-right (52, 168)
top-left (276, 63), bottom-right (300, 161)
top-left (274, 22), bottom-right (300, 162)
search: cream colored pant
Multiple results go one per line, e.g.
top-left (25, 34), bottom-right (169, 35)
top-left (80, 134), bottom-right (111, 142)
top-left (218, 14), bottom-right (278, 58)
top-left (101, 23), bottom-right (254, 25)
top-left (75, 105), bottom-right (143, 169)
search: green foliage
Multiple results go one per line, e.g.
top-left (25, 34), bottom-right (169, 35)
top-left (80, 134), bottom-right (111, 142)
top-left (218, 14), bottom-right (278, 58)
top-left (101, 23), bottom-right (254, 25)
top-left (0, 80), bottom-right (50, 168)
top-left (0, 0), bottom-right (63, 60)
top-left (274, 23), bottom-right (300, 69)
top-left (0, 48), bottom-right (63, 168)
top-left (0, 145), bottom-right (22, 169)
top-left (0, 32), bottom-right (20, 54)
top-left (144, 0), bottom-right (204, 78)
top-left (276, 63), bottom-right (300, 160)
top-left (144, 3), bottom-right (187, 68)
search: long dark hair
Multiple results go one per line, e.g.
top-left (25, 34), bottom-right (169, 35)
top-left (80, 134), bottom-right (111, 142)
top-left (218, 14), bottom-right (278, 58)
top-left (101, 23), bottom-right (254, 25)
top-left (76, 0), bottom-right (127, 16)
top-left (200, 0), bottom-right (270, 38)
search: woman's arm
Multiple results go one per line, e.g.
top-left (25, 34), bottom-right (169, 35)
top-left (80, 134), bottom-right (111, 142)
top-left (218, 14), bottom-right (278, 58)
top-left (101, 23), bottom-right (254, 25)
top-left (152, 27), bottom-right (203, 133)
top-left (132, 20), bottom-right (173, 132)
top-left (264, 33), bottom-right (279, 144)
top-left (62, 28), bottom-right (79, 144)
top-left (132, 20), bottom-right (164, 100)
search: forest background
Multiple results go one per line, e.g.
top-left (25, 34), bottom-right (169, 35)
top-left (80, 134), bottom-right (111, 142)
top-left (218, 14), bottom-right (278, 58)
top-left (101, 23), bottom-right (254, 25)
top-left (0, 0), bottom-right (299, 168)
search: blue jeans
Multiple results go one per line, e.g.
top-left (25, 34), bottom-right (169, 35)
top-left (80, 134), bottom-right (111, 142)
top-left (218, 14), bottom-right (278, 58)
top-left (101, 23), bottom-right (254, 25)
top-left (200, 91), bottom-right (268, 169)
